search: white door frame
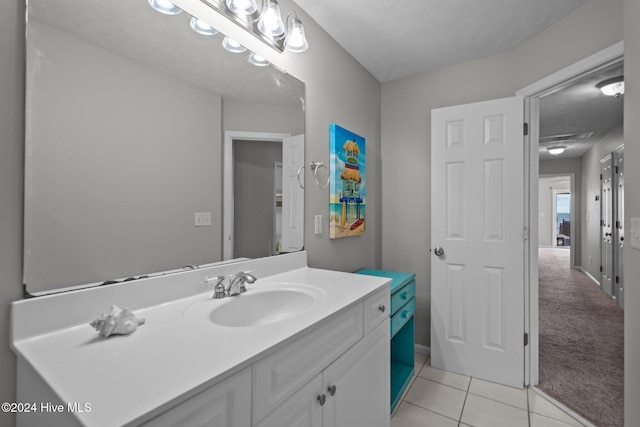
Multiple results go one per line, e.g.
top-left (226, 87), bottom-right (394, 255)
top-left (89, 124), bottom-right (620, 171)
top-left (516, 41), bottom-right (624, 386)
top-left (223, 130), bottom-right (291, 260)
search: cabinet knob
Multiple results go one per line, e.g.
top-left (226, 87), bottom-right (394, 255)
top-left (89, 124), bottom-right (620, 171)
top-left (328, 385), bottom-right (337, 396)
top-left (317, 394), bottom-right (326, 406)
top-left (378, 304), bottom-right (386, 313)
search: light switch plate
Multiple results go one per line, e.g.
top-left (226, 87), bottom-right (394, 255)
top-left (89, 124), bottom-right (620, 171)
top-left (194, 212), bottom-right (212, 227)
top-left (631, 217), bottom-right (640, 250)
top-left (314, 215), bottom-right (323, 235)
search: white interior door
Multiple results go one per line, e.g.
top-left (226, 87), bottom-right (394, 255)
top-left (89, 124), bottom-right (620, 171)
top-left (614, 147), bottom-right (624, 308)
top-left (431, 96), bottom-right (526, 388)
top-left (281, 134), bottom-right (304, 252)
top-left (601, 155), bottom-right (614, 297)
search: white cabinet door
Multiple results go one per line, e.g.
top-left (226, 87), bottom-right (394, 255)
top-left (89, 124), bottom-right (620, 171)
top-left (323, 320), bottom-right (390, 427)
top-left (142, 368), bottom-right (251, 427)
top-left (255, 375), bottom-right (323, 427)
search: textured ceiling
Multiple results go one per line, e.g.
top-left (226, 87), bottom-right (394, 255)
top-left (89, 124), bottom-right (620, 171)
top-left (539, 62), bottom-right (624, 160)
top-left (293, 0), bottom-right (589, 83)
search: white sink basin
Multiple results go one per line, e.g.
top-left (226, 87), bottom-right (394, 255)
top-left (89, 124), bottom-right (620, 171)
top-left (183, 283), bottom-right (326, 328)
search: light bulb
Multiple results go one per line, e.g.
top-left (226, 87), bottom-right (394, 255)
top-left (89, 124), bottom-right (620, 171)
top-left (225, 0), bottom-right (257, 16)
top-left (258, 0), bottom-right (285, 37)
top-left (284, 17), bottom-right (308, 53)
top-left (222, 37), bottom-right (247, 53)
top-left (148, 0), bottom-right (182, 15)
top-left (249, 53), bottom-right (270, 67)
top-left (190, 17), bottom-right (218, 36)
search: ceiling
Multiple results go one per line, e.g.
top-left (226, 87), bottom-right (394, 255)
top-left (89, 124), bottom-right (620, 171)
top-left (293, 0), bottom-right (623, 159)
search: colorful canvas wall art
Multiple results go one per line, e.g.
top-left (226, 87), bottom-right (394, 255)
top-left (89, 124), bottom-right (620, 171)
top-left (329, 124), bottom-right (366, 239)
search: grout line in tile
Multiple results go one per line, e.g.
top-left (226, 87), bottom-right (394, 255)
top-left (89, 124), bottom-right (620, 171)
top-left (401, 401), bottom-right (461, 425)
top-left (466, 388), bottom-right (529, 413)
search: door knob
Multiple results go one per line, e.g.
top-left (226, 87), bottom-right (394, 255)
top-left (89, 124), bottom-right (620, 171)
top-left (434, 246), bottom-right (445, 257)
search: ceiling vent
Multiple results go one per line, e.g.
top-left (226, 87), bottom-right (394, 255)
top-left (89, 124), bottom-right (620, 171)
top-left (538, 132), bottom-right (594, 144)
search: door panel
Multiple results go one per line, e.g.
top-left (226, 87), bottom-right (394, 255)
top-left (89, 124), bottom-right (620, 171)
top-left (431, 97), bottom-right (525, 388)
top-left (614, 147), bottom-right (624, 308)
top-left (601, 155), bottom-right (614, 297)
top-left (281, 134), bottom-right (304, 252)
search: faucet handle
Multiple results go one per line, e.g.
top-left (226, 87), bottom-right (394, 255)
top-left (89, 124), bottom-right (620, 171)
top-left (206, 275), bottom-right (226, 299)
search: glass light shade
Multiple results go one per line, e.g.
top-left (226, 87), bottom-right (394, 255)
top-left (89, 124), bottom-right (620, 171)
top-left (222, 37), bottom-right (247, 53)
top-left (249, 53), bottom-right (270, 67)
top-left (258, 0), bottom-right (285, 37)
top-left (548, 146), bottom-right (566, 156)
top-left (190, 17), bottom-right (218, 36)
top-left (225, 0), bottom-right (257, 16)
top-left (148, 0), bottom-right (182, 15)
top-left (284, 17), bottom-right (308, 53)
top-left (600, 81), bottom-right (625, 97)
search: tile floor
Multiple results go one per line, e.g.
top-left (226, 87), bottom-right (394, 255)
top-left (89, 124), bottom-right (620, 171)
top-left (391, 353), bottom-right (588, 427)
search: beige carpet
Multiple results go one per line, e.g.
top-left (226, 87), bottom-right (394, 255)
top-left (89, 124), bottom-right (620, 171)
top-left (538, 247), bottom-right (624, 427)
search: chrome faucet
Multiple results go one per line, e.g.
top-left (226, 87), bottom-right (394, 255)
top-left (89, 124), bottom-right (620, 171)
top-left (226, 271), bottom-right (257, 296)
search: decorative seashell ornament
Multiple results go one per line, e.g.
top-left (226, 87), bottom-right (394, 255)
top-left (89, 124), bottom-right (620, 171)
top-left (90, 305), bottom-right (145, 338)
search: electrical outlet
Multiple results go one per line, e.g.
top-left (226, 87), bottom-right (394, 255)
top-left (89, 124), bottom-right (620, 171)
top-left (315, 215), bottom-right (323, 235)
top-left (194, 212), bottom-right (211, 227)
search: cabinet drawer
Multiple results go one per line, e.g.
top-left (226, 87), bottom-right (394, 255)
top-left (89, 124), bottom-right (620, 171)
top-left (391, 280), bottom-right (415, 315)
top-left (253, 304), bottom-right (363, 423)
top-left (363, 286), bottom-right (391, 335)
top-left (143, 367), bottom-right (251, 427)
top-left (390, 298), bottom-right (415, 338)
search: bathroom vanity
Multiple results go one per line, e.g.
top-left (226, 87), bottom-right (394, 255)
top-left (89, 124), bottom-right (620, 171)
top-left (11, 252), bottom-right (391, 427)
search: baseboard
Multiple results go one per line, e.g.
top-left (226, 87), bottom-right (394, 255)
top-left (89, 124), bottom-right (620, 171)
top-left (414, 343), bottom-right (430, 356)
top-left (576, 266), bottom-right (600, 286)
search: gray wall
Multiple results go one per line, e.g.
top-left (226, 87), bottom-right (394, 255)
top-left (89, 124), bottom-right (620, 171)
top-left (25, 23), bottom-right (224, 291)
top-left (0, 1), bottom-right (25, 425)
top-left (224, 100), bottom-right (304, 135)
top-left (623, 0), bottom-right (640, 422)
top-left (381, 0), bottom-right (622, 348)
top-left (580, 124), bottom-right (624, 280)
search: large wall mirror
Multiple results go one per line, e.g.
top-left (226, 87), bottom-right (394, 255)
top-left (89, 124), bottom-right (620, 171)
top-left (24, 0), bottom-right (305, 294)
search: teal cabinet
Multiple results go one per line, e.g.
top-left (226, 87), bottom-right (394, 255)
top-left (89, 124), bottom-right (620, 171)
top-left (355, 269), bottom-right (416, 413)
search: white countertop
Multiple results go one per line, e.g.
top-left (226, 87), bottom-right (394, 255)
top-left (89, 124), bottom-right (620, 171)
top-left (11, 253), bottom-right (390, 426)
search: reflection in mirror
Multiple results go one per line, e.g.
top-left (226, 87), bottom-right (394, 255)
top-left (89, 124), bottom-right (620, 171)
top-left (24, 0), bottom-right (305, 294)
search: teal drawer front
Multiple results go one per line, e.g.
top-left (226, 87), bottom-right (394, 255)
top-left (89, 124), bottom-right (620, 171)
top-left (391, 280), bottom-right (415, 315)
top-left (391, 298), bottom-right (415, 338)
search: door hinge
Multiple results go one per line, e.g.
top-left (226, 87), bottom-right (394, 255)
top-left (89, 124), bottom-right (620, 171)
top-left (600, 265), bottom-right (603, 272)
top-left (523, 226), bottom-right (529, 241)
top-left (600, 174), bottom-right (603, 181)
top-left (616, 276), bottom-right (619, 284)
top-left (524, 333), bottom-right (529, 346)
top-left (616, 220), bottom-right (620, 229)
top-left (601, 219), bottom-right (605, 227)
top-left (615, 166), bottom-right (619, 174)
top-left (524, 123), bottom-right (529, 136)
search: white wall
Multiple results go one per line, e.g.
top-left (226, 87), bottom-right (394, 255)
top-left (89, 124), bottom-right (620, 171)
top-left (25, 23), bottom-right (224, 292)
top-left (381, 0), bottom-right (623, 347)
top-left (580, 124), bottom-right (624, 280)
top-left (623, 0), bottom-right (640, 423)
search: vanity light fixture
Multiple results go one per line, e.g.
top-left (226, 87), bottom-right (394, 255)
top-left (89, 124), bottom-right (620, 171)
top-left (249, 52), bottom-right (270, 66)
top-left (597, 76), bottom-right (624, 97)
top-left (547, 146), bottom-right (566, 156)
top-left (222, 36), bottom-right (247, 53)
top-left (148, 0), bottom-right (182, 15)
top-left (201, 0), bottom-right (309, 53)
top-left (190, 17), bottom-right (219, 36)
